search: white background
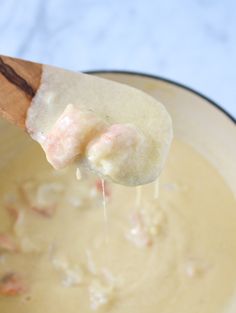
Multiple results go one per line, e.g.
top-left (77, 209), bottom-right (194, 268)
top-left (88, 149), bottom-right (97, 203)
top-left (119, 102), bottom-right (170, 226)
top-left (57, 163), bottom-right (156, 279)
top-left (1, 0), bottom-right (235, 118)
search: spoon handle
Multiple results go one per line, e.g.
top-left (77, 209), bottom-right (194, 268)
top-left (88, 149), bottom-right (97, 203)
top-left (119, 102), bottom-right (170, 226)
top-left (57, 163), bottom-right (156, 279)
top-left (0, 55), bottom-right (42, 128)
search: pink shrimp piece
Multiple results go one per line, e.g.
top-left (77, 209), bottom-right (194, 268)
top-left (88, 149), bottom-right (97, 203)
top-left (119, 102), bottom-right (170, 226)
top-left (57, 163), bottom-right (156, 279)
top-left (95, 124), bottom-right (141, 148)
top-left (5, 205), bottom-right (19, 221)
top-left (86, 124), bottom-right (147, 184)
top-left (0, 273), bottom-right (27, 296)
top-left (95, 179), bottom-right (111, 197)
top-left (42, 104), bottom-right (106, 169)
top-left (30, 205), bottom-right (56, 218)
top-left (0, 234), bottom-right (18, 253)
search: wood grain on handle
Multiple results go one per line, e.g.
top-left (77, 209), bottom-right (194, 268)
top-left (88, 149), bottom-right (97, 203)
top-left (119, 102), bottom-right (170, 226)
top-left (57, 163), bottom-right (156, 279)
top-left (0, 55), bottom-right (42, 129)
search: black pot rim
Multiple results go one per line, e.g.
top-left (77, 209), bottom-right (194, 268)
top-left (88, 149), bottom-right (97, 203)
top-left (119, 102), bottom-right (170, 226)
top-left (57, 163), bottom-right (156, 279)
top-left (86, 70), bottom-right (236, 125)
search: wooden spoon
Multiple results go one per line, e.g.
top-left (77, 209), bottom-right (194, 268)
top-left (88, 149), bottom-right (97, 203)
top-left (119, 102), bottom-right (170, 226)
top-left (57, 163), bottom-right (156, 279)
top-left (0, 55), bottom-right (42, 129)
top-left (0, 55), bottom-right (173, 186)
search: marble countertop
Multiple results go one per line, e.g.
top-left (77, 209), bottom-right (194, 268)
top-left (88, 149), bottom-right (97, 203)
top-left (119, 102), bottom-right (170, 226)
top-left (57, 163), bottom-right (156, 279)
top-left (1, 0), bottom-right (236, 118)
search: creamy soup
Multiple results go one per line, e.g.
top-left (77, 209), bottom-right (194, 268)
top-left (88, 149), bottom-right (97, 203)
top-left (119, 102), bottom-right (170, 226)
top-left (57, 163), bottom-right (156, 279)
top-left (0, 138), bottom-right (236, 313)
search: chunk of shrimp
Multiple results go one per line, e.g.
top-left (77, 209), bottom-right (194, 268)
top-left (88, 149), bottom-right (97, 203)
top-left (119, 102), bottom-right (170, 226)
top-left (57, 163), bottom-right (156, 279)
top-left (42, 104), bottom-right (106, 169)
top-left (95, 179), bottom-right (111, 197)
top-left (0, 234), bottom-right (18, 253)
top-left (86, 124), bottom-right (152, 185)
top-left (0, 273), bottom-right (26, 296)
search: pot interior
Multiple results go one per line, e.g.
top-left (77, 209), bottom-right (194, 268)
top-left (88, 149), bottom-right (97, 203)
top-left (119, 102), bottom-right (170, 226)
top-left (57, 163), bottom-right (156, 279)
top-left (0, 72), bottom-right (235, 312)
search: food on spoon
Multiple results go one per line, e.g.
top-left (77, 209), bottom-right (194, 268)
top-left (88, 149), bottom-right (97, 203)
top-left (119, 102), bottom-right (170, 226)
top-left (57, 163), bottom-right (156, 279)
top-left (41, 104), bottom-right (106, 170)
top-left (86, 124), bottom-right (154, 186)
top-left (26, 66), bottom-right (173, 186)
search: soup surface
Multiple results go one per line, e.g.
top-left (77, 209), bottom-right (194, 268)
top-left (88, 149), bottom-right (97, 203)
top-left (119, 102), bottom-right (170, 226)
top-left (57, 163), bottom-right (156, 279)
top-left (0, 139), bottom-right (236, 313)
